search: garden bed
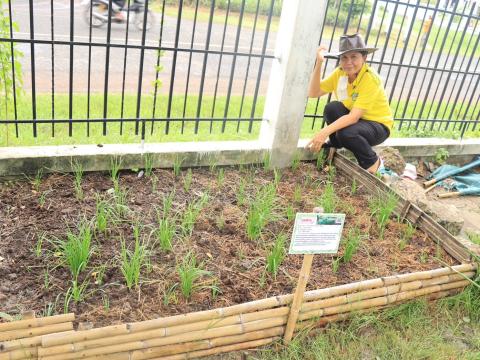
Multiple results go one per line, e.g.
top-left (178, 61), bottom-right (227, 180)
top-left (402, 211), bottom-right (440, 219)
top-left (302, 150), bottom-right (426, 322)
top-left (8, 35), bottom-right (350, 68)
top-left (0, 159), bottom-right (459, 327)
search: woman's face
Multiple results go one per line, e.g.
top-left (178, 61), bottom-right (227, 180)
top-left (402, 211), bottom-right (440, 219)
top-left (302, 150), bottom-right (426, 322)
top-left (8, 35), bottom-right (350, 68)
top-left (340, 51), bottom-right (366, 77)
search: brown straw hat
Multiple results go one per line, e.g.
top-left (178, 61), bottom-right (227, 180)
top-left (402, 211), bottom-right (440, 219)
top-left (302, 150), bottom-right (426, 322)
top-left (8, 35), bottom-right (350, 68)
top-left (324, 33), bottom-right (378, 59)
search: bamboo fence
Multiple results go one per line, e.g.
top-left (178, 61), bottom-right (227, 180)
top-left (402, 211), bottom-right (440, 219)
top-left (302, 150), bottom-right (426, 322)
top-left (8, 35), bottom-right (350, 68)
top-left (0, 313), bottom-right (75, 360)
top-left (1, 154), bottom-right (478, 359)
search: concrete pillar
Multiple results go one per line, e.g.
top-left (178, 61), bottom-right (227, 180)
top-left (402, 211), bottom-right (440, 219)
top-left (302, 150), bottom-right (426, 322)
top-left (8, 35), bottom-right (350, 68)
top-left (259, 0), bottom-right (327, 168)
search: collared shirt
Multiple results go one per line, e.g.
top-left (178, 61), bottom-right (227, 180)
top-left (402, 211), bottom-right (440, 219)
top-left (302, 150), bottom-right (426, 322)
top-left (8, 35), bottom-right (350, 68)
top-left (320, 63), bottom-right (394, 131)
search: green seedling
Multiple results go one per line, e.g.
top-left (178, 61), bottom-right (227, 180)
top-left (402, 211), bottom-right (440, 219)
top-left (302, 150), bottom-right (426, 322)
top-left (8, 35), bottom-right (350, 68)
top-left (369, 191), bottom-right (398, 239)
top-left (38, 191), bottom-right (47, 208)
top-left (143, 153), bottom-right (154, 177)
top-left (236, 178), bottom-right (247, 206)
top-left (273, 168), bottom-right (281, 187)
top-left (102, 294), bottom-right (110, 312)
top-left (120, 234), bottom-right (148, 290)
top-left (32, 168), bottom-right (43, 192)
top-left (71, 159), bottom-right (84, 200)
top-left (44, 268), bottom-right (50, 290)
top-left (67, 278), bottom-right (90, 303)
top-left (183, 168), bottom-right (193, 192)
top-left (156, 208), bottom-right (176, 251)
top-left (177, 252), bottom-right (211, 299)
top-left (215, 212), bottom-right (225, 231)
top-left (316, 150), bottom-right (327, 170)
top-left (266, 232), bottom-right (287, 278)
top-left (286, 204), bottom-right (296, 221)
top-left (181, 193), bottom-right (209, 237)
top-left (318, 181), bottom-right (337, 213)
top-left (246, 183), bottom-right (276, 241)
top-left (342, 228), bottom-right (362, 263)
top-left (113, 185), bottom-right (129, 218)
top-left (217, 168), bottom-right (225, 186)
top-left (351, 178), bottom-right (358, 195)
top-left (173, 156), bottom-right (184, 177)
top-left (162, 189), bottom-right (175, 217)
top-left (263, 152), bottom-right (271, 170)
top-left (42, 302), bottom-right (55, 317)
top-left (95, 196), bottom-right (111, 234)
top-left (110, 156), bottom-right (122, 187)
top-left (163, 283), bottom-right (178, 306)
top-left (293, 184), bottom-right (302, 203)
top-left (399, 221), bottom-right (416, 250)
top-left (291, 151), bottom-right (301, 171)
top-left (332, 258), bottom-right (341, 273)
top-left (35, 232), bottom-right (46, 257)
top-left (53, 220), bottom-right (93, 279)
top-left (434, 147), bottom-right (449, 165)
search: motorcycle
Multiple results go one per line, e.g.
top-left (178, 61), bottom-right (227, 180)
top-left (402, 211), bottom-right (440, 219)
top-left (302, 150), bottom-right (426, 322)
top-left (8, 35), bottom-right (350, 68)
top-left (82, 0), bottom-right (154, 31)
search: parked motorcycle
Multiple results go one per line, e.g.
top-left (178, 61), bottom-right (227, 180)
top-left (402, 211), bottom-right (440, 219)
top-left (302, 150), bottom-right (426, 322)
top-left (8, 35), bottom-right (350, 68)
top-left (82, 0), bottom-right (154, 31)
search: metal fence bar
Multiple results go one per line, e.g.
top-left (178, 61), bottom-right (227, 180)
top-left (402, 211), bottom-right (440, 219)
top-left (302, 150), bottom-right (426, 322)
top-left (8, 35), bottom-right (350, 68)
top-left (194, 0), bottom-right (216, 134)
top-left (120, 0), bottom-right (132, 136)
top-left (136, 0), bottom-right (150, 140)
top-left (181, 0), bottom-right (200, 134)
top-left (28, 0), bottom-right (37, 137)
top-left (103, 0), bottom-right (114, 136)
top-left (7, 0), bottom-right (18, 137)
top-left (166, 0), bottom-right (184, 135)
top-left (68, 0), bottom-right (74, 136)
top-left (86, 0), bottom-right (93, 136)
top-left (222, 0), bottom-right (246, 133)
top-left (50, 0), bottom-right (55, 137)
top-left (151, 0), bottom-right (166, 135)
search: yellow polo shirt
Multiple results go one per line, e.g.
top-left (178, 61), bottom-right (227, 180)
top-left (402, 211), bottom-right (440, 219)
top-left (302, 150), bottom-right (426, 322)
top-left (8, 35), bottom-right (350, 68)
top-left (320, 63), bottom-right (394, 131)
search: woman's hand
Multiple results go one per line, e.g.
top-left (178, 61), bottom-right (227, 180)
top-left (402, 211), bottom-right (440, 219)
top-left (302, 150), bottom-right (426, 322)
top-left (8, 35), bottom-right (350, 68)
top-left (306, 130), bottom-right (328, 153)
top-left (316, 46), bottom-right (327, 63)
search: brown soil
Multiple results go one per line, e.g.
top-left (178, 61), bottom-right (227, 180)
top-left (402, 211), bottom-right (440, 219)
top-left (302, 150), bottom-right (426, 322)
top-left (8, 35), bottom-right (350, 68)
top-left (0, 163), bottom-right (457, 327)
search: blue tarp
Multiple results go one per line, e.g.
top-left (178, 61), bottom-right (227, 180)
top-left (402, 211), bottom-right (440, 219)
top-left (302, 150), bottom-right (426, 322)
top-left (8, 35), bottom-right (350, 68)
top-left (430, 164), bottom-right (480, 196)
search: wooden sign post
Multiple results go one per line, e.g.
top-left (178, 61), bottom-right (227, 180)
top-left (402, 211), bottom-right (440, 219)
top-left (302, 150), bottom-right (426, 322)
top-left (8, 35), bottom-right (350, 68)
top-left (284, 209), bottom-right (345, 344)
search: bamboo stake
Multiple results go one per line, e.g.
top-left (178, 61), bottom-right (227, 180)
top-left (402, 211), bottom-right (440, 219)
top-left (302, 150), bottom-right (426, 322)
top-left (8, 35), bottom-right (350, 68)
top-left (0, 314), bottom-right (74, 333)
top-left (38, 307), bottom-right (289, 357)
top-left (438, 192), bottom-right (461, 198)
top-left (39, 317), bottom-right (288, 360)
top-left (0, 322), bottom-right (73, 342)
top-left (0, 331), bottom-right (75, 353)
top-left (41, 324), bottom-right (129, 348)
top-left (284, 254), bottom-right (314, 344)
top-left (0, 346), bottom-right (37, 360)
top-left (127, 327), bottom-right (285, 360)
top-left (150, 337), bottom-right (279, 360)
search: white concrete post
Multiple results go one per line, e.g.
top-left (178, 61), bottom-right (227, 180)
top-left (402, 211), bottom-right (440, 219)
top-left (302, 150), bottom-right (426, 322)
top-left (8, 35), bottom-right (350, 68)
top-left (259, 0), bottom-right (327, 168)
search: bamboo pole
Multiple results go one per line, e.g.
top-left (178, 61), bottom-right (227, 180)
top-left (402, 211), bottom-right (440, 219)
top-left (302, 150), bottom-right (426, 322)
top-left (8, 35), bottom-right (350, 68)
top-left (0, 314), bottom-right (74, 333)
top-left (284, 254), bottom-right (314, 344)
top-left (299, 279), bottom-right (470, 321)
top-left (1, 331), bottom-right (75, 353)
top-left (149, 337), bottom-right (279, 360)
top-left (438, 192), bottom-right (461, 198)
top-left (301, 272), bottom-right (474, 313)
top-left (38, 307), bottom-right (289, 357)
top-left (0, 322), bottom-right (73, 342)
top-left (41, 324), bottom-right (129, 348)
top-left (126, 327), bottom-right (285, 360)
top-left (39, 317), bottom-right (288, 360)
top-left (0, 346), bottom-right (37, 360)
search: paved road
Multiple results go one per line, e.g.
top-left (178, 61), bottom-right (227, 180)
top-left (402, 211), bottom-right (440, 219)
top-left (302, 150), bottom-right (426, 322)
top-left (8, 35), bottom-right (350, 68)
top-left (8, 0), bottom-right (480, 116)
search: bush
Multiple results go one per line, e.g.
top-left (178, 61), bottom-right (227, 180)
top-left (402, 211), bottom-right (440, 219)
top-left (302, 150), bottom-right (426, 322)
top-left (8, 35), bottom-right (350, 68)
top-left (325, 0), bottom-right (372, 29)
top-left (162, 0), bottom-right (283, 17)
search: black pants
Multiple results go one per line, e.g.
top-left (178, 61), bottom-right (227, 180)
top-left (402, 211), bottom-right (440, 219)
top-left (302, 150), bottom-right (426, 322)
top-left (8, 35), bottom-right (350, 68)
top-left (324, 101), bottom-right (390, 169)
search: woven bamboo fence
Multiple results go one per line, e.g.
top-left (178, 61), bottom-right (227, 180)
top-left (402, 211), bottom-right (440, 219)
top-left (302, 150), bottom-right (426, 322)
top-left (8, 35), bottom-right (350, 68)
top-left (0, 313), bottom-right (74, 360)
top-left (1, 154), bottom-right (478, 359)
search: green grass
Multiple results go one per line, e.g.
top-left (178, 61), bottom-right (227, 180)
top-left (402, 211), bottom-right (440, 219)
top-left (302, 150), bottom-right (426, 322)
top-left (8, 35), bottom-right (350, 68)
top-left (256, 285), bottom-right (480, 360)
top-left (1, 93), bottom-right (478, 147)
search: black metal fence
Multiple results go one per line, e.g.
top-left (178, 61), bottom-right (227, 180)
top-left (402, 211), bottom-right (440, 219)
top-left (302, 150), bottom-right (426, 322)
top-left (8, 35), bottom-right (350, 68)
top-left (308, 0), bottom-right (480, 138)
top-left (0, 0), bottom-right (478, 146)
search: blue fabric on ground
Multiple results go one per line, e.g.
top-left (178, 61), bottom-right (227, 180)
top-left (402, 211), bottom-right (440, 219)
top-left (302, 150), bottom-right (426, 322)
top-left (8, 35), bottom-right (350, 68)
top-left (430, 164), bottom-right (480, 195)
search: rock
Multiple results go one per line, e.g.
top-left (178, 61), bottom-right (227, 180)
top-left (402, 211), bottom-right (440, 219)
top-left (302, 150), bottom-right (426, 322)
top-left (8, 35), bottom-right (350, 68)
top-left (390, 179), bottom-right (428, 210)
top-left (424, 201), bottom-right (464, 236)
top-left (378, 147), bottom-right (406, 175)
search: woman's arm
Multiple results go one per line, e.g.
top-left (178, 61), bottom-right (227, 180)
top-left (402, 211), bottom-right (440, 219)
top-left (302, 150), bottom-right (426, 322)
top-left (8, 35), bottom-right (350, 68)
top-left (308, 46), bottom-right (328, 98)
top-left (306, 108), bottom-right (365, 152)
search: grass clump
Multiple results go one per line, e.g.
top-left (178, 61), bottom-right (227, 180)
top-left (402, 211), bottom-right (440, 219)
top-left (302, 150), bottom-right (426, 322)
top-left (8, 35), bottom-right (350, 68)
top-left (399, 221), bottom-right (416, 250)
top-left (181, 193), bottom-right (209, 237)
top-left (369, 191), bottom-right (398, 239)
top-left (177, 252), bottom-right (213, 300)
top-left (53, 220), bottom-right (93, 278)
top-left (266, 232), bottom-right (287, 278)
top-left (155, 207), bottom-right (176, 251)
top-left (119, 227), bottom-right (149, 290)
top-left (71, 159), bottom-right (84, 201)
top-left (245, 183), bottom-right (276, 241)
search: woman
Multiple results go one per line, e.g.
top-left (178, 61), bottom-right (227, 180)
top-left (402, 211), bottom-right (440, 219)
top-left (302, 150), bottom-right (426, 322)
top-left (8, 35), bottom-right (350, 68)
top-left (306, 34), bottom-right (393, 174)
